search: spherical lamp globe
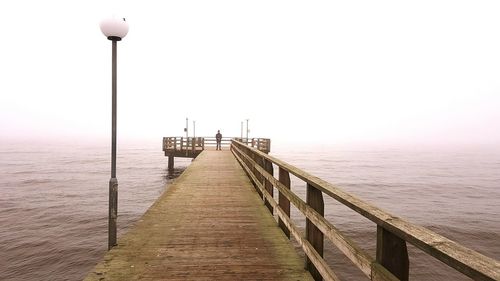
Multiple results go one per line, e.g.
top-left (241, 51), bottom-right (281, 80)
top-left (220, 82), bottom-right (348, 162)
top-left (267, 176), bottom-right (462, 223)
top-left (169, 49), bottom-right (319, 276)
top-left (100, 17), bottom-right (129, 41)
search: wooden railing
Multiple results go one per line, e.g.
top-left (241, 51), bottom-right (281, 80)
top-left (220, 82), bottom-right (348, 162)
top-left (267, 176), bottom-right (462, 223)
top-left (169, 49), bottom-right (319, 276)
top-left (163, 136), bottom-right (214, 152)
top-left (230, 140), bottom-right (500, 281)
top-left (162, 137), bottom-right (271, 153)
top-left (234, 137), bottom-right (271, 153)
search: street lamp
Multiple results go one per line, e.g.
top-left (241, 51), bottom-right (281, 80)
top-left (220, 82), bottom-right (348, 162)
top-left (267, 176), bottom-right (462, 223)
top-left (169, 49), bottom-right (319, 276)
top-left (246, 119), bottom-right (249, 144)
top-left (100, 16), bottom-right (129, 250)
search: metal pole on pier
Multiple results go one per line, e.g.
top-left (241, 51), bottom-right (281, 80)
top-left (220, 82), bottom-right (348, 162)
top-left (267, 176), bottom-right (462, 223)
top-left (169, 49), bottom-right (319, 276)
top-left (246, 119), bottom-right (249, 144)
top-left (100, 16), bottom-right (129, 251)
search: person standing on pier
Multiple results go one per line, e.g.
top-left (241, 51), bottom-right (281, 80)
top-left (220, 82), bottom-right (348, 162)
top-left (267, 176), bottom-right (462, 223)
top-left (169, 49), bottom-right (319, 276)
top-left (216, 130), bottom-right (222, 150)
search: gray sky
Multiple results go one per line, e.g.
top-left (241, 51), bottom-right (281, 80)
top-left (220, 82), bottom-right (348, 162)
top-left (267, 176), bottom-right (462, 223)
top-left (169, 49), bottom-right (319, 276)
top-left (1, 1), bottom-right (499, 146)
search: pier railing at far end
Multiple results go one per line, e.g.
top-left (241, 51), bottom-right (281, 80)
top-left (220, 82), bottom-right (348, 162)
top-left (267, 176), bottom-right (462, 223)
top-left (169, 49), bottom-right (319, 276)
top-left (163, 137), bottom-right (270, 155)
top-left (231, 139), bottom-right (500, 281)
top-left (162, 136), bottom-right (270, 170)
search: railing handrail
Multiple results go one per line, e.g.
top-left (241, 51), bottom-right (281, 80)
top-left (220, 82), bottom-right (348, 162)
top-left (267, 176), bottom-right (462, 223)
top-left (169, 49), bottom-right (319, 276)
top-left (230, 139), bottom-right (500, 281)
top-left (163, 136), bottom-right (232, 142)
top-left (162, 137), bottom-right (271, 153)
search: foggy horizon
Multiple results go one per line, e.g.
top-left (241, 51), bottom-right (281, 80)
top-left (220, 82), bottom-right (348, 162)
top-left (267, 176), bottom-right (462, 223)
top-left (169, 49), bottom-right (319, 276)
top-left (1, 1), bottom-right (499, 148)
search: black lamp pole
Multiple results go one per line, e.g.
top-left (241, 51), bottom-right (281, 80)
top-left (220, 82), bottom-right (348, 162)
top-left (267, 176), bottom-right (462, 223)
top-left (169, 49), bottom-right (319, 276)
top-left (100, 16), bottom-right (128, 251)
top-left (108, 36), bottom-right (121, 250)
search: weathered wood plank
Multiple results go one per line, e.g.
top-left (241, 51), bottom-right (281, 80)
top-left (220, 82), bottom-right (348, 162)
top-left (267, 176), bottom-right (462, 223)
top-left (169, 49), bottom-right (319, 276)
top-left (231, 140), bottom-right (500, 281)
top-left (251, 151), bottom-right (263, 198)
top-left (278, 167), bottom-right (291, 239)
top-left (232, 149), bottom-right (340, 281)
top-left (376, 226), bottom-right (409, 281)
top-left (371, 263), bottom-right (400, 281)
top-left (232, 144), bottom-right (375, 278)
top-left (263, 158), bottom-right (274, 214)
top-left (85, 150), bottom-right (313, 281)
top-left (306, 183), bottom-right (324, 281)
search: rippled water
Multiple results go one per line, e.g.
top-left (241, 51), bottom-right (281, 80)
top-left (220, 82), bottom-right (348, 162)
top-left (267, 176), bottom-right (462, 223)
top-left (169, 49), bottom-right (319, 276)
top-left (272, 143), bottom-right (500, 280)
top-left (0, 141), bottom-right (498, 280)
top-left (0, 141), bottom-right (190, 281)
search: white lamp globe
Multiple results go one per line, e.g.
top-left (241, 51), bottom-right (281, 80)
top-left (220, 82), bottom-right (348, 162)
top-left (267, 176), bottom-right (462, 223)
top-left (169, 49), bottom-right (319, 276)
top-left (100, 17), bottom-right (129, 40)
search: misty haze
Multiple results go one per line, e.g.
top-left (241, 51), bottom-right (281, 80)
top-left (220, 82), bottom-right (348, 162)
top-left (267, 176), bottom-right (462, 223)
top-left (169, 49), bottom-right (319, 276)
top-left (0, 1), bottom-right (499, 281)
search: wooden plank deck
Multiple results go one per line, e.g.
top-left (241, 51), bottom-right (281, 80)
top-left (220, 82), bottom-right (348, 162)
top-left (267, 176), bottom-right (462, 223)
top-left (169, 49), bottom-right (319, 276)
top-left (84, 150), bottom-right (313, 281)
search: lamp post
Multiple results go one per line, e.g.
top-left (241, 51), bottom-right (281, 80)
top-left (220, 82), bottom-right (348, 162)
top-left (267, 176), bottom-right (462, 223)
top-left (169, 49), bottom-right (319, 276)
top-left (246, 119), bottom-right (249, 144)
top-left (100, 16), bottom-right (129, 250)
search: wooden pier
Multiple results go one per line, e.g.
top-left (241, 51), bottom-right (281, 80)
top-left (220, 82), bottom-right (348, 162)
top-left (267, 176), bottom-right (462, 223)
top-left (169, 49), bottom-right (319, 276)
top-left (85, 139), bottom-right (500, 281)
top-left (162, 136), bottom-right (270, 170)
top-left (85, 148), bottom-right (312, 281)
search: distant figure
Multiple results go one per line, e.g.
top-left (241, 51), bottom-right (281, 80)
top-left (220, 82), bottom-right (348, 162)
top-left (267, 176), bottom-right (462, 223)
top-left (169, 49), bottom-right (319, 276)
top-left (216, 130), bottom-right (222, 150)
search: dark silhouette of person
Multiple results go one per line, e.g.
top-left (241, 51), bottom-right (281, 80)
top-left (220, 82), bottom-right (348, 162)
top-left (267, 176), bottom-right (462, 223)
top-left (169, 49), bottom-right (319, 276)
top-left (216, 130), bottom-right (222, 150)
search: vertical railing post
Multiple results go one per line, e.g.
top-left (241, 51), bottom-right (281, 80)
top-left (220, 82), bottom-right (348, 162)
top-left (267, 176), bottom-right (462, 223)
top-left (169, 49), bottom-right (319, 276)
top-left (376, 226), bottom-right (409, 281)
top-left (263, 158), bottom-right (274, 214)
top-left (306, 183), bottom-right (324, 281)
top-left (245, 147), bottom-right (259, 195)
top-left (253, 152), bottom-right (264, 198)
top-left (278, 167), bottom-right (291, 238)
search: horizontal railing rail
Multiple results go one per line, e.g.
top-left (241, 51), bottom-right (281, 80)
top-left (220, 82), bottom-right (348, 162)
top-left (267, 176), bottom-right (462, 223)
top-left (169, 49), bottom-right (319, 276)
top-left (230, 139), bottom-right (500, 281)
top-left (163, 137), bottom-right (271, 153)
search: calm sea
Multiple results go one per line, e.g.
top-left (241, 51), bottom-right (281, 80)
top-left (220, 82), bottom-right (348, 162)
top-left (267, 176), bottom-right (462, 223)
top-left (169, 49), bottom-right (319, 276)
top-left (0, 140), bottom-right (498, 281)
